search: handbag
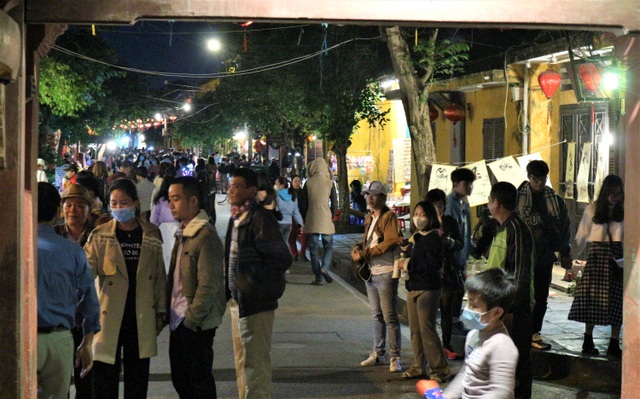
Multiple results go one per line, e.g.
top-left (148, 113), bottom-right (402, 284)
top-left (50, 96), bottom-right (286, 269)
top-left (357, 260), bottom-right (371, 281)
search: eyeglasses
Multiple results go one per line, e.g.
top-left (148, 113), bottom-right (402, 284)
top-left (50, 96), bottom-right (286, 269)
top-left (530, 175), bottom-right (547, 183)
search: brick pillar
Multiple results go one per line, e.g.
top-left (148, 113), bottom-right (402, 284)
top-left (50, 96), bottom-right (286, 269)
top-left (615, 33), bottom-right (640, 399)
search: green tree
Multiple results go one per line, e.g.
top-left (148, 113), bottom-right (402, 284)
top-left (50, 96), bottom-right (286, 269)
top-left (385, 27), bottom-right (469, 198)
top-left (38, 28), bottom-right (153, 162)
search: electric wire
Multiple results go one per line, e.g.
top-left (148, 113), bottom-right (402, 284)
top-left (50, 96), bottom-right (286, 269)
top-left (51, 35), bottom-right (382, 80)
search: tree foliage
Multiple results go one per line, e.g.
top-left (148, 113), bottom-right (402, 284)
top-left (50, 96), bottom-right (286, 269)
top-left (38, 28), bottom-right (154, 161)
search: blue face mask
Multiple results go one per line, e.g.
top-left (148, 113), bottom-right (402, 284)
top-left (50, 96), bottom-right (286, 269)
top-left (461, 307), bottom-right (492, 331)
top-left (111, 206), bottom-right (136, 223)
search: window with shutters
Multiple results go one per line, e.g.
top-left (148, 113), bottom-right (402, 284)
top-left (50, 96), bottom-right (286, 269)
top-left (482, 118), bottom-right (505, 161)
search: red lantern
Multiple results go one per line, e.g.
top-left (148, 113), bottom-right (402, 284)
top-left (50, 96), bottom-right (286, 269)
top-left (443, 104), bottom-right (466, 124)
top-left (429, 107), bottom-right (439, 122)
top-left (578, 63), bottom-right (602, 93)
top-left (538, 69), bottom-right (562, 99)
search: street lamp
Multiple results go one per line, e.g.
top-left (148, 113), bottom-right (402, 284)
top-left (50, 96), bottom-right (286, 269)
top-left (207, 38), bottom-right (222, 52)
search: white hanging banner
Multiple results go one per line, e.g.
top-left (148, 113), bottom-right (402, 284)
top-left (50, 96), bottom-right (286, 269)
top-left (465, 160), bottom-right (491, 207)
top-left (428, 164), bottom-right (457, 194)
top-left (576, 142), bottom-right (592, 203)
top-left (564, 142), bottom-right (576, 199)
top-left (487, 156), bottom-right (527, 188)
top-left (517, 152), bottom-right (553, 188)
top-left (593, 143), bottom-right (608, 200)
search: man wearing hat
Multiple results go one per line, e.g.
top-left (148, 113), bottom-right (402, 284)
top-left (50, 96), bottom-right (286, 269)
top-left (351, 181), bottom-right (403, 373)
top-left (55, 183), bottom-right (98, 397)
top-left (37, 158), bottom-right (48, 183)
top-left (37, 182), bottom-right (100, 399)
top-left (62, 163), bottom-right (79, 190)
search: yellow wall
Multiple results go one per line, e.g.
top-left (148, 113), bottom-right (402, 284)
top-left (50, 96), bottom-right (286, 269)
top-left (348, 99), bottom-right (408, 196)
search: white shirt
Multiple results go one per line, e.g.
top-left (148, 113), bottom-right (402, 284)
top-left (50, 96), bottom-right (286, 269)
top-left (572, 202), bottom-right (624, 258)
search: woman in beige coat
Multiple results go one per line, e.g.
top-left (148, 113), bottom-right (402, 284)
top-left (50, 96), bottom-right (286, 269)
top-left (85, 178), bottom-right (167, 399)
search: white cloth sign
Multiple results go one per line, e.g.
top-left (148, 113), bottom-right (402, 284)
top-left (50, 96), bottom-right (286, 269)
top-left (464, 160), bottom-right (491, 207)
top-left (594, 143), bottom-right (608, 200)
top-left (517, 152), bottom-right (552, 188)
top-left (428, 164), bottom-right (457, 193)
top-left (487, 157), bottom-right (527, 188)
top-left (576, 143), bottom-right (592, 203)
top-left (564, 142), bottom-right (576, 199)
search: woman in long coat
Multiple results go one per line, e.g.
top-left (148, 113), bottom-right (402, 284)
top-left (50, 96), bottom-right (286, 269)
top-left (568, 174), bottom-right (624, 359)
top-left (85, 178), bottom-right (167, 398)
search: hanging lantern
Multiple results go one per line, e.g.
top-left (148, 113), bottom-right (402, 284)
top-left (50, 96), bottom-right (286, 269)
top-left (538, 69), bottom-right (562, 99)
top-left (429, 107), bottom-right (439, 122)
top-left (443, 104), bottom-right (466, 124)
top-left (578, 63), bottom-right (602, 93)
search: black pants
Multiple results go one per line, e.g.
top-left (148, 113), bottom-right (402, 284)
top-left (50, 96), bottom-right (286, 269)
top-left (169, 323), bottom-right (217, 399)
top-left (533, 259), bottom-right (554, 334)
top-left (93, 313), bottom-right (150, 399)
top-left (505, 308), bottom-right (533, 399)
top-left (440, 270), bottom-right (464, 348)
top-left (72, 326), bottom-right (94, 399)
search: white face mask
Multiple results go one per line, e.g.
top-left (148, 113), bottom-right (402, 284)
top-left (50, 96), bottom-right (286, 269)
top-left (413, 216), bottom-right (428, 230)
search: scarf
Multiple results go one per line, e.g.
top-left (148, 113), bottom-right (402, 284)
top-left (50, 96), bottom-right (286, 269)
top-left (517, 183), bottom-right (561, 226)
top-left (231, 198), bottom-right (257, 220)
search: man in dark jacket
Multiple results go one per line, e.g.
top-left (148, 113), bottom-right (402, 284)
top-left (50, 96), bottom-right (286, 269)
top-left (225, 168), bottom-right (292, 399)
top-left (516, 160), bottom-right (572, 351)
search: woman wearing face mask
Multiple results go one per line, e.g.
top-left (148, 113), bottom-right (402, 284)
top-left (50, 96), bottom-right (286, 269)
top-left (84, 178), bottom-right (167, 399)
top-left (399, 200), bottom-right (452, 382)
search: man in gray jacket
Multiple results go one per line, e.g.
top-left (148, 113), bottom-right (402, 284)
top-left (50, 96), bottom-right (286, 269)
top-left (300, 158), bottom-right (337, 285)
top-left (167, 176), bottom-right (226, 399)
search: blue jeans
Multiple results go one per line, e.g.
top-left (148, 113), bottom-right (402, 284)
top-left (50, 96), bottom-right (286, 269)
top-left (306, 233), bottom-right (333, 282)
top-left (365, 272), bottom-right (401, 358)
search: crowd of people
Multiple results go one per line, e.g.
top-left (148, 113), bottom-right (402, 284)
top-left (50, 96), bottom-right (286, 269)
top-left (35, 147), bottom-right (624, 399)
top-left (349, 160), bottom-right (623, 399)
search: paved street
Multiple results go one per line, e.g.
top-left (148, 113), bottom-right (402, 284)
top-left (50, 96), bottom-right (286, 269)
top-left (72, 199), bottom-right (621, 398)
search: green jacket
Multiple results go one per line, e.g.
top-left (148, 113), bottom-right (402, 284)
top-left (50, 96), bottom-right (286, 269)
top-left (168, 210), bottom-right (226, 331)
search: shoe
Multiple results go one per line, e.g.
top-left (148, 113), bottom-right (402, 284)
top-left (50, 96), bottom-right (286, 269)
top-left (360, 352), bottom-right (386, 367)
top-left (389, 357), bottom-right (402, 372)
top-left (430, 372), bottom-right (454, 383)
top-left (451, 321), bottom-right (470, 335)
top-left (531, 333), bottom-right (552, 350)
top-left (606, 338), bottom-right (622, 360)
top-left (401, 367), bottom-right (425, 379)
top-left (292, 255), bottom-right (299, 261)
top-left (321, 270), bottom-right (334, 283)
top-left (443, 347), bottom-right (461, 360)
top-left (310, 280), bottom-right (324, 286)
top-left (302, 255), bottom-right (310, 262)
top-left (582, 333), bottom-right (599, 356)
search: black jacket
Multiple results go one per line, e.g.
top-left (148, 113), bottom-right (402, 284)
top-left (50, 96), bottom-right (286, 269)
top-left (224, 203), bottom-right (293, 318)
top-left (405, 230), bottom-right (445, 292)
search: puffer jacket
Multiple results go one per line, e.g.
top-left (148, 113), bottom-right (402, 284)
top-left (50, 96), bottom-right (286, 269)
top-left (167, 209), bottom-right (226, 331)
top-left (84, 218), bottom-right (166, 364)
top-left (225, 202), bottom-right (293, 318)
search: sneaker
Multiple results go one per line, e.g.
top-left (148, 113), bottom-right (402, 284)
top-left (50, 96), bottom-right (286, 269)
top-left (389, 357), bottom-right (402, 372)
top-left (451, 321), bottom-right (470, 335)
top-left (430, 372), bottom-right (454, 383)
top-left (402, 367), bottom-right (425, 379)
top-left (321, 270), bottom-right (334, 283)
top-left (360, 352), bottom-right (386, 367)
top-left (443, 347), bottom-right (461, 360)
top-left (531, 333), bottom-right (552, 350)
top-left (310, 280), bottom-right (324, 286)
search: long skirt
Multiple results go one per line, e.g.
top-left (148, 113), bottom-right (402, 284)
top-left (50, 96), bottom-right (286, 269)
top-left (568, 242), bottom-right (623, 326)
